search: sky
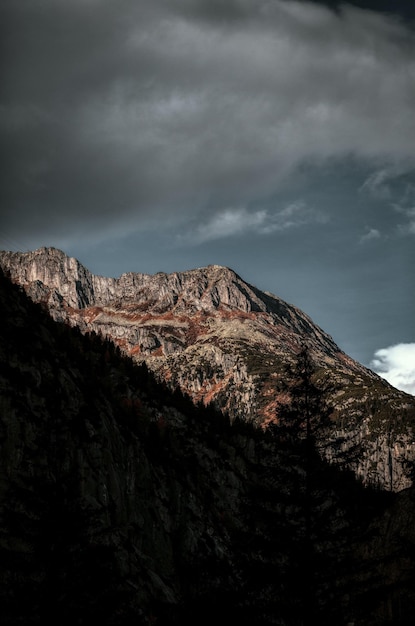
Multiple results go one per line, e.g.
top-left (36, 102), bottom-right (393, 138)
top-left (1, 0), bottom-right (414, 393)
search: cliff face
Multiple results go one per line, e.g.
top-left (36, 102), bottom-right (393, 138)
top-left (1, 268), bottom-right (415, 626)
top-left (1, 246), bottom-right (415, 492)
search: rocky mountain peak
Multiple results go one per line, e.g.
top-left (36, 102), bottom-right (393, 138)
top-left (0, 247), bottom-right (336, 348)
top-left (1, 246), bottom-right (415, 491)
top-left (0, 249), bottom-right (264, 314)
top-left (0, 247), bottom-right (97, 308)
top-left (115, 263), bottom-right (260, 314)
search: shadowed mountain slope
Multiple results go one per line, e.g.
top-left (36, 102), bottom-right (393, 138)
top-left (1, 269), bottom-right (415, 625)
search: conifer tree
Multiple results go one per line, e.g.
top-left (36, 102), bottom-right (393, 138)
top-left (271, 341), bottom-right (333, 623)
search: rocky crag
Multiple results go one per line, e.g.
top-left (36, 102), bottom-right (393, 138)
top-left (1, 246), bottom-right (414, 491)
top-left (1, 268), bottom-right (415, 625)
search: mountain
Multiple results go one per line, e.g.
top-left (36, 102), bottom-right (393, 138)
top-left (1, 246), bottom-right (414, 492)
top-left (1, 265), bottom-right (415, 625)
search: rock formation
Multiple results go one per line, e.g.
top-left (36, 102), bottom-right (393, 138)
top-left (1, 264), bottom-right (415, 625)
top-left (1, 246), bottom-right (414, 491)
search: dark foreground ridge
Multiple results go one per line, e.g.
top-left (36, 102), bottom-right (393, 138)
top-left (1, 269), bottom-right (415, 625)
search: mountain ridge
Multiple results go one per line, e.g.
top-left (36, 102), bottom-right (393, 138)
top-left (1, 246), bottom-right (414, 491)
top-left (0, 246), bottom-right (366, 368)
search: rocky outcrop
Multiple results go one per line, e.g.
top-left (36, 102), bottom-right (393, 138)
top-left (1, 246), bottom-right (414, 492)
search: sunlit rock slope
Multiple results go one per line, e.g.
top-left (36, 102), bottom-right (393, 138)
top-left (1, 246), bottom-right (414, 491)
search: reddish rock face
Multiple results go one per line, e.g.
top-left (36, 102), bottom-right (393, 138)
top-left (1, 246), bottom-right (415, 491)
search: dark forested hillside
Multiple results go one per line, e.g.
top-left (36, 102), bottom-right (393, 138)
top-left (1, 270), bottom-right (414, 625)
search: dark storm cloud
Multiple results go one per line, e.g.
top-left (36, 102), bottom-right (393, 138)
top-left (1, 0), bottom-right (415, 246)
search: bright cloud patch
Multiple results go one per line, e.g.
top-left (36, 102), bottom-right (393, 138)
top-left (370, 343), bottom-right (415, 395)
top-left (180, 203), bottom-right (325, 244)
top-left (193, 208), bottom-right (268, 243)
top-left (360, 228), bottom-right (381, 243)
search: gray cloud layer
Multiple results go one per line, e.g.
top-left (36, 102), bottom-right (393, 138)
top-left (1, 0), bottom-right (415, 245)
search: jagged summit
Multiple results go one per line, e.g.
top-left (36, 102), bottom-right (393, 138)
top-left (0, 247), bottom-right (336, 343)
top-left (0, 247), bottom-right (265, 312)
top-left (1, 246), bottom-right (415, 491)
